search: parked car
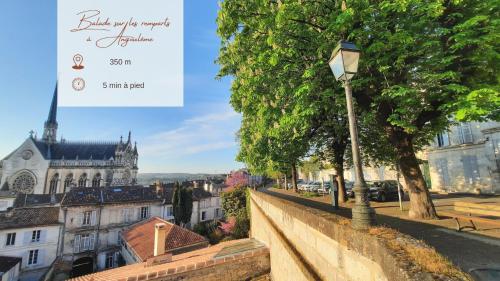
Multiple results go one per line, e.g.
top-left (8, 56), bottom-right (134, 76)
top-left (368, 180), bottom-right (404, 202)
top-left (318, 182), bottom-right (332, 194)
top-left (305, 181), bottom-right (322, 192)
top-left (345, 181), bottom-right (355, 198)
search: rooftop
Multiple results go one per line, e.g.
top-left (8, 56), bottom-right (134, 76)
top-left (0, 207), bottom-right (60, 230)
top-left (0, 256), bottom-right (22, 274)
top-left (33, 140), bottom-right (120, 161)
top-left (61, 186), bottom-right (162, 207)
top-left (123, 217), bottom-right (208, 261)
top-left (191, 188), bottom-right (212, 201)
top-left (69, 239), bottom-right (268, 281)
top-left (13, 193), bottom-right (63, 208)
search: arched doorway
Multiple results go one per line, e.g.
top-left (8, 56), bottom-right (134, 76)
top-left (71, 257), bottom-right (94, 277)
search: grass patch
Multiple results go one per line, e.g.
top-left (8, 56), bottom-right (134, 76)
top-left (301, 192), bottom-right (320, 198)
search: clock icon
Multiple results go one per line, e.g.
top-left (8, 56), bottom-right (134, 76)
top-left (72, 78), bottom-right (86, 91)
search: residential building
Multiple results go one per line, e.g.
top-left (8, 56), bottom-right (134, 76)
top-left (425, 121), bottom-right (500, 193)
top-left (0, 256), bottom-right (22, 281)
top-left (59, 186), bottom-right (166, 276)
top-left (0, 207), bottom-right (62, 281)
top-left (120, 217), bottom-right (208, 264)
top-left (0, 191), bottom-right (17, 212)
top-left (0, 87), bottom-right (139, 196)
top-left (191, 188), bottom-right (223, 226)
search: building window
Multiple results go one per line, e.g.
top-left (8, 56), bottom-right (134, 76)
top-left (28, 249), bottom-right (39, 265)
top-left (458, 123), bottom-right (473, 144)
top-left (201, 211), bottom-right (207, 221)
top-left (140, 207), bottom-right (150, 220)
top-left (64, 174), bottom-right (73, 193)
top-left (79, 234), bottom-right (95, 251)
top-left (31, 230), bottom-right (41, 243)
top-left (123, 208), bottom-right (133, 223)
top-left (92, 173), bottom-right (101, 188)
top-left (12, 171), bottom-right (36, 194)
top-left (78, 174), bottom-right (87, 187)
top-left (82, 211), bottom-right (92, 226)
top-left (6, 233), bottom-right (16, 246)
top-left (49, 174), bottom-right (59, 194)
top-left (215, 208), bottom-right (221, 218)
top-left (436, 132), bottom-right (450, 147)
top-left (105, 252), bottom-right (115, 269)
top-left (166, 206), bottom-right (173, 217)
top-left (463, 155), bottom-right (480, 185)
top-left (436, 159), bottom-right (451, 187)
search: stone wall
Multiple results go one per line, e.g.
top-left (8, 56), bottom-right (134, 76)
top-left (147, 251), bottom-right (270, 281)
top-left (249, 190), bottom-right (465, 281)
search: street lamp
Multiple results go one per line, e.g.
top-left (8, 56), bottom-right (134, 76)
top-left (329, 40), bottom-right (375, 230)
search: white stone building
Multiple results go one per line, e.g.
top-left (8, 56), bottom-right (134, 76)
top-left (0, 87), bottom-right (139, 196)
top-left (425, 121), bottom-right (500, 194)
top-left (190, 188), bottom-right (223, 226)
top-left (59, 186), bottom-right (166, 276)
top-left (0, 207), bottom-right (62, 281)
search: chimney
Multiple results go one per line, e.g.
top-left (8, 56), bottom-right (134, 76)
top-left (154, 223), bottom-right (167, 257)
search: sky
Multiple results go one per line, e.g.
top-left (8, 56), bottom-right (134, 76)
top-left (0, 1), bottom-right (243, 174)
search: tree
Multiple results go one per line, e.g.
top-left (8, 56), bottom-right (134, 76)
top-left (221, 187), bottom-right (247, 218)
top-left (220, 187), bottom-right (251, 238)
top-left (225, 170), bottom-right (249, 189)
top-left (217, 0), bottom-right (499, 219)
top-left (173, 182), bottom-right (193, 227)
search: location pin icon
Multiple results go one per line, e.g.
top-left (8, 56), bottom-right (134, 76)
top-left (73, 54), bottom-right (84, 70)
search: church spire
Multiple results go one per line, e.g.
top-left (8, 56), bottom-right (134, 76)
top-left (42, 85), bottom-right (58, 144)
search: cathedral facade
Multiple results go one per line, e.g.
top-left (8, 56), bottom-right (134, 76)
top-left (0, 87), bottom-right (139, 195)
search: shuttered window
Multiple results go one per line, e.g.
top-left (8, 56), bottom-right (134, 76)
top-left (458, 123), bottom-right (473, 144)
top-left (463, 155), bottom-right (480, 185)
top-left (436, 159), bottom-right (451, 187)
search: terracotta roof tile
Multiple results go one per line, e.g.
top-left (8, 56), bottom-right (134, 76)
top-left (68, 239), bottom-right (268, 281)
top-left (123, 217), bottom-right (208, 261)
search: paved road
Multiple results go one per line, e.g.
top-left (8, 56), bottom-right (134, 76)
top-left (259, 188), bottom-right (500, 281)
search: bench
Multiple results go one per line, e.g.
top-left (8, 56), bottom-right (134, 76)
top-left (439, 201), bottom-right (500, 232)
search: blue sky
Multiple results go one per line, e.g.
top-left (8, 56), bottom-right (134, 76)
top-left (0, 1), bottom-right (243, 173)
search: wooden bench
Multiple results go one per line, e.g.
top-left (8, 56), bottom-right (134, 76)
top-left (439, 201), bottom-right (500, 231)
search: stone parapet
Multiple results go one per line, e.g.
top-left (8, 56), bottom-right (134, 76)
top-left (250, 190), bottom-right (471, 281)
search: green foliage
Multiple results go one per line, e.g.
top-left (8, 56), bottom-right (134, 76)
top-left (301, 192), bottom-right (320, 198)
top-left (192, 221), bottom-right (223, 244)
top-left (454, 89), bottom-right (500, 122)
top-left (300, 156), bottom-right (322, 178)
top-left (172, 182), bottom-right (193, 227)
top-left (231, 211), bottom-right (250, 239)
top-left (217, 0), bottom-right (499, 218)
top-left (221, 187), bottom-right (247, 218)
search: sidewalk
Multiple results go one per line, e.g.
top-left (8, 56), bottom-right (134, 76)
top-left (260, 187), bottom-right (500, 281)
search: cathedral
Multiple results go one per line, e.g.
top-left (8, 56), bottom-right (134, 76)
top-left (0, 87), bottom-right (139, 195)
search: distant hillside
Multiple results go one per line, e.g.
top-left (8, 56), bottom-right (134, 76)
top-left (137, 173), bottom-right (226, 186)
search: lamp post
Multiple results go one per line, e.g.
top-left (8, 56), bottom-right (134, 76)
top-left (328, 41), bottom-right (375, 230)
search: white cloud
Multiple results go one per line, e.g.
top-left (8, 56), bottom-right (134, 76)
top-left (141, 105), bottom-right (240, 157)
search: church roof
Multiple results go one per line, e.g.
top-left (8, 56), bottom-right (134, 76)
top-left (46, 85), bottom-right (58, 125)
top-left (33, 140), bottom-right (119, 160)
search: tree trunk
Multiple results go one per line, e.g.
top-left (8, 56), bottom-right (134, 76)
top-left (284, 176), bottom-right (288, 190)
top-left (334, 166), bottom-right (347, 204)
top-left (291, 163), bottom-right (298, 193)
top-left (391, 131), bottom-right (437, 219)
